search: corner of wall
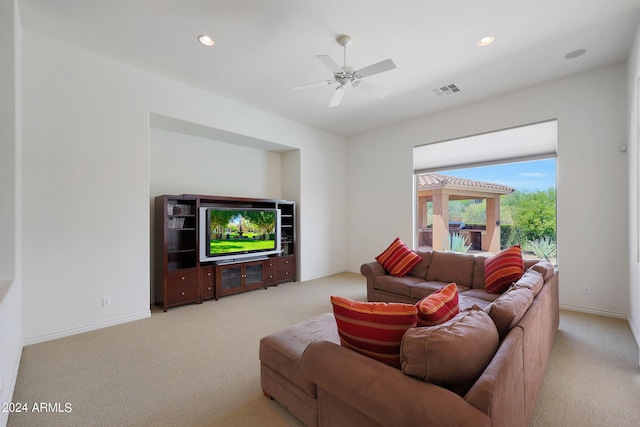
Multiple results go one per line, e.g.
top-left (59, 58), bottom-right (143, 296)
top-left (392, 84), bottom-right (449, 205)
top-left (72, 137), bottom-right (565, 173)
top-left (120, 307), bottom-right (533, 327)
top-left (627, 20), bottom-right (640, 360)
top-left (0, 1), bottom-right (23, 422)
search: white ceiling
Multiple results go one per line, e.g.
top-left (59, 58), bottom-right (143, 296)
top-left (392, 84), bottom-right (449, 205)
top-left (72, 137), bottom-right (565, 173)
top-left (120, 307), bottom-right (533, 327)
top-left (18, 0), bottom-right (640, 137)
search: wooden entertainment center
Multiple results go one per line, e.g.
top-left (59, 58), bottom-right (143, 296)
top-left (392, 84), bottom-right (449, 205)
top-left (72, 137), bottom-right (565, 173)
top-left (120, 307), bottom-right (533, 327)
top-left (154, 194), bottom-right (296, 311)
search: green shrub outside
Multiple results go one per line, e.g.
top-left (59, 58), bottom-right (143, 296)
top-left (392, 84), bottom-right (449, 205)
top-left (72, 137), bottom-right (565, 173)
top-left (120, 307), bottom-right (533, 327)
top-left (444, 189), bottom-right (556, 250)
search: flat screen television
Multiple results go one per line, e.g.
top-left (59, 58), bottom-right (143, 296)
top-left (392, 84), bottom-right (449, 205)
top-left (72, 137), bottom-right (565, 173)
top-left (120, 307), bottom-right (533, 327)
top-left (199, 207), bottom-right (281, 263)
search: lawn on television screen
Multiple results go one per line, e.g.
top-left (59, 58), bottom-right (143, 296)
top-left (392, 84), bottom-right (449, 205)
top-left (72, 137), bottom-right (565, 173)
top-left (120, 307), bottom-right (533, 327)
top-left (209, 235), bottom-right (276, 255)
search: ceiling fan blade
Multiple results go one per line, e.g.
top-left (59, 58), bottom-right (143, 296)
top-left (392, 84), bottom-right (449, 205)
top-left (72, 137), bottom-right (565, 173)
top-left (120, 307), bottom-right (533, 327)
top-left (292, 80), bottom-right (333, 90)
top-left (317, 55), bottom-right (343, 74)
top-left (354, 81), bottom-right (390, 99)
top-left (355, 58), bottom-right (396, 78)
top-left (328, 86), bottom-right (346, 107)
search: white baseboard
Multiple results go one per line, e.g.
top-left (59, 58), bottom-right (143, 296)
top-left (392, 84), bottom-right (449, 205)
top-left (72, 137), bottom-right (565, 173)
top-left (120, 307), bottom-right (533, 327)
top-left (23, 311), bottom-right (151, 346)
top-left (560, 303), bottom-right (627, 320)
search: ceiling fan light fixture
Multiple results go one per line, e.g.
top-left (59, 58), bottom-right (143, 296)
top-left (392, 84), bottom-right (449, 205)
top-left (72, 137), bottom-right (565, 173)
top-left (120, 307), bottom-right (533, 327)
top-left (198, 35), bottom-right (215, 46)
top-left (339, 77), bottom-right (352, 87)
top-left (476, 36), bottom-right (494, 47)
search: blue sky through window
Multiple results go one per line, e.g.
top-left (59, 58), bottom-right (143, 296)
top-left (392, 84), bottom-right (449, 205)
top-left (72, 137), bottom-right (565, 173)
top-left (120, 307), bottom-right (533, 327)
top-left (437, 158), bottom-right (556, 192)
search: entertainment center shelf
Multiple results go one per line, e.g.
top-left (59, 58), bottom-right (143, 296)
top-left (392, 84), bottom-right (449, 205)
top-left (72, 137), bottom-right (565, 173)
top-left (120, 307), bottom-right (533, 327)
top-left (154, 194), bottom-right (296, 311)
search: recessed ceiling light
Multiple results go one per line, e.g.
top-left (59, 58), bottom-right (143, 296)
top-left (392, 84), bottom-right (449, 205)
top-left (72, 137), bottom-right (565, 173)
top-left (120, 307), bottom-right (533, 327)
top-left (565, 49), bottom-right (586, 59)
top-left (476, 36), bottom-right (494, 47)
top-left (198, 35), bottom-right (214, 46)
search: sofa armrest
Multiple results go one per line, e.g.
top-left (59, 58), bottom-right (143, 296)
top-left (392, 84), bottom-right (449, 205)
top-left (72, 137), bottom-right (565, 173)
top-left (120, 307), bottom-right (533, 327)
top-left (301, 341), bottom-right (490, 427)
top-left (360, 261), bottom-right (387, 301)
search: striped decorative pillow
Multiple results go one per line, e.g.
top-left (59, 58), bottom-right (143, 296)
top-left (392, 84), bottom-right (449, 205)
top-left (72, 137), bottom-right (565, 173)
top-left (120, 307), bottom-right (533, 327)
top-left (331, 296), bottom-right (418, 368)
top-left (484, 245), bottom-right (525, 294)
top-left (415, 283), bottom-right (460, 326)
top-left (375, 237), bottom-right (422, 277)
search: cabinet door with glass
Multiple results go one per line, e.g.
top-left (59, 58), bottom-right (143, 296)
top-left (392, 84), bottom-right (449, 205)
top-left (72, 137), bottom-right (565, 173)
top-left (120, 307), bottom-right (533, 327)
top-left (215, 261), bottom-right (265, 297)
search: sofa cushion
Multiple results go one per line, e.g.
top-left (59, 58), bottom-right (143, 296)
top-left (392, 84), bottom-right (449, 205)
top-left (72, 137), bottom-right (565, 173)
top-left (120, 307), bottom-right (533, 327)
top-left (459, 288), bottom-right (501, 303)
top-left (410, 281), bottom-right (470, 300)
top-left (400, 306), bottom-right (499, 395)
top-left (376, 237), bottom-right (422, 277)
top-left (486, 285), bottom-right (535, 339)
top-left (530, 259), bottom-right (555, 280)
top-left (425, 251), bottom-right (476, 287)
top-left (514, 269), bottom-right (544, 297)
top-left (259, 312), bottom-right (339, 398)
top-left (472, 255), bottom-right (489, 289)
top-left (375, 275), bottom-right (424, 297)
top-left (458, 294), bottom-right (493, 311)
top-left (407, 251), bottom-right (432, 279)
top-left (331, 296), bottom-right (417, 368)
top-left (415, 283), bottom-right (460, 326)
top-left (484, 245), bottom-right (525, 294)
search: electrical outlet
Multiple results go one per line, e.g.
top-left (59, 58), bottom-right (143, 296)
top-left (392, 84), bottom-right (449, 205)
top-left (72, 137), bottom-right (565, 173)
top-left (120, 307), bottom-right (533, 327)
top-left (102, 296), bottom-right (111, 307)
top-left (583, 286), bottom-right (591, 295)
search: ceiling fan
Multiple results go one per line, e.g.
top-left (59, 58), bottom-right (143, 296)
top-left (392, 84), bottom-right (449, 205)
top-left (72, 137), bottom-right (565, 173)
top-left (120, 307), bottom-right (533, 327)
top-left (293, 35), bottom-right (396, 107)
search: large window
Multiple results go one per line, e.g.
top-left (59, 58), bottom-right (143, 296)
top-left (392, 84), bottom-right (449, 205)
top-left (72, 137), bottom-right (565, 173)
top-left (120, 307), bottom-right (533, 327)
top-left (414, 121), bottom-right (557, 263)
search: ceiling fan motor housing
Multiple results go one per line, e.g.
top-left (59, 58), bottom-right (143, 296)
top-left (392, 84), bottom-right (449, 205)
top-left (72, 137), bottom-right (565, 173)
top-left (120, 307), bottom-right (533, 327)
top-left (292, 34), bottom-right (395, 106)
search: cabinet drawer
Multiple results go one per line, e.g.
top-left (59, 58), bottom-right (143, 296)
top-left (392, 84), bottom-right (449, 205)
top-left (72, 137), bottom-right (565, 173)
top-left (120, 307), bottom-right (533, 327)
top-left (264, 259), bottom-right (277, 285)
top-left (167, 269), bottom-right (197, 285)
top-left (200, 266), bottom-right (215, 300)
top-left (277, 268), bottom-right (295, 282)
top-left (278, 255), bottom-right (295, 271)
top-left (167, 270), bottom-right (198, 303)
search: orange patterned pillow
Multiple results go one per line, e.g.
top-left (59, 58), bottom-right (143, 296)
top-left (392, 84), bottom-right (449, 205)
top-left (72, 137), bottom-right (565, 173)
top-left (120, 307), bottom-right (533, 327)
top-left (331, 296), bottom-right (418, 368)
top-left (375, 237), bottom-right (422, 277)
top-left (484, 245), bottom-right (525, 294)
top-left (415, 283), bottom-right (460, 326)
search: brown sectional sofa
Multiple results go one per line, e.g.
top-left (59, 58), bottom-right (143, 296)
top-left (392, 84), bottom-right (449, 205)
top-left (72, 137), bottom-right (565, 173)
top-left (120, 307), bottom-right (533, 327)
top-left (259, 250), bottom-right (559, 427)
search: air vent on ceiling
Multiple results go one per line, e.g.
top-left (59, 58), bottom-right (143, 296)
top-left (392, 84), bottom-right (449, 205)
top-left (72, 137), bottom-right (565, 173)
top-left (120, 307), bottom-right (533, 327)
top-left (433, 84), bottom-right (461, 96)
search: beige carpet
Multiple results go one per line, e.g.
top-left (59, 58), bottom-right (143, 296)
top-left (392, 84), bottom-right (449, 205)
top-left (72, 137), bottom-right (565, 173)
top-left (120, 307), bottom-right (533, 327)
top-left (530, 309), bottom-right (640, 426)
top-left (8, 272), bottom-right (640, 426)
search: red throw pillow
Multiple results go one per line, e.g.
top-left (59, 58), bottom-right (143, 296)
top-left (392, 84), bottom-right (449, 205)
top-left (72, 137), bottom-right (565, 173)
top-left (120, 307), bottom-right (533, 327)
top-left (415, 283), bottom-right (460, 326)
top-left (484, 245), bottom-right (525, 294)
top-left (331, 296), bottom-right (418, 368)
top-left (375, 237), bottom-right (422, 277)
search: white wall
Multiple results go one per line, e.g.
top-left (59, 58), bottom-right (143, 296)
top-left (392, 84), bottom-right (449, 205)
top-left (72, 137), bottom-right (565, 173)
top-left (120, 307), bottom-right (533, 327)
top-left (0, 0), bottom-right (23, 422)
top-left (0, 0), bottom-right (22, 425)
top-left (149, 128), bottom-right (284, 199)
top-left (21, 32), bottom-right (152, 344)
top-left (347, 62), bottom-right (629, 318)
top-left (297, 136), bottom-right (347, 279)
top-left (21, 31), bottom-right (345, 344)
top-left (627, 22), bottom-right (640, 347)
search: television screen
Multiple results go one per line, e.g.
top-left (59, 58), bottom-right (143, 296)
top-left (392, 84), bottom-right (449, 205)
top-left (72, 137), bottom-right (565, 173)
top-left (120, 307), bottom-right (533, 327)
top-left (205, 208), bottom-right (278, 258)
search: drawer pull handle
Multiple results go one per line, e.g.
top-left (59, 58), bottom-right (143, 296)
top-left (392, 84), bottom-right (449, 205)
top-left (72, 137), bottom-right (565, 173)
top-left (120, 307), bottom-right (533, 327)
top-left (207, 272), bottom-right (211, 276)
top-left (207, 286), bottom-right (212, 290)
top-left (181, 276), bottom-right (185, 280)
top-left (181, 291), bottom-right (185, 296)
